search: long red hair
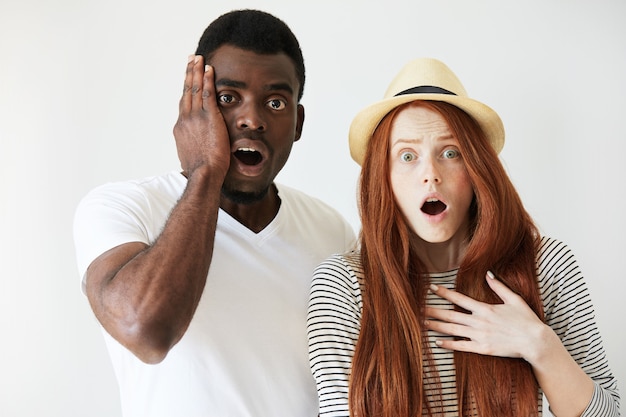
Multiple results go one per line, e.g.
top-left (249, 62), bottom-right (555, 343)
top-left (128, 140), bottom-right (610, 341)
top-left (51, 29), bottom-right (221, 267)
top-left (350, 101), bottom-right (544, 416)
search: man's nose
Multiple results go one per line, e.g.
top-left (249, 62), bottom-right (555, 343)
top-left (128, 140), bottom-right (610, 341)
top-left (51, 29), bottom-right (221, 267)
top-left (236, 103), bottom-right (266, 131)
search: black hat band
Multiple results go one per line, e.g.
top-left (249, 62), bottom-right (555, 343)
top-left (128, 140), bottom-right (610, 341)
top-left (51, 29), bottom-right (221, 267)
top-left (394, 85), bottom-right (456, 97)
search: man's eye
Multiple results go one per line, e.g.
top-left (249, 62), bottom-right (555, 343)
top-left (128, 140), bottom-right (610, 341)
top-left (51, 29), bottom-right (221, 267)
top-left (400, 151), bottom-right (416, 162)
top-left (267, 99), bottom-right (286, 110)
top-left (218, 94), bottom-right (234, 104)
top-left (443, 149), bottom-right (460, 159)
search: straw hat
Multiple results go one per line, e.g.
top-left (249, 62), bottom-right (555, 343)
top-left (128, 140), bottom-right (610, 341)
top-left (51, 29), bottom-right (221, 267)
top-left (348, 58), bottom-right (505, 165)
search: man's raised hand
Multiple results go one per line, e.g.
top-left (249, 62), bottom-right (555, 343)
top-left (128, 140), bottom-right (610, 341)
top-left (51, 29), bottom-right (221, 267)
top-left (174, 55), bottom-right (230, 180)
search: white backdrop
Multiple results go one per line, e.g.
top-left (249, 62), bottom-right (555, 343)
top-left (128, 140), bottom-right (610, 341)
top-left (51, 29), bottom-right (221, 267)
top-left (1, 0), bottom-right (624, 416)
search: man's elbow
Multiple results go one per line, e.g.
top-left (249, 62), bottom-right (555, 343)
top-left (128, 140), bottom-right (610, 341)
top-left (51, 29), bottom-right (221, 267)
top-left (114, 322), bottom-right (181, 364)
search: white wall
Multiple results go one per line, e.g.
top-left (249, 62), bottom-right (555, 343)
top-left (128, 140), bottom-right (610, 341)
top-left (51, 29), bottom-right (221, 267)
top-left (1, 0), bottom-right (624, 415)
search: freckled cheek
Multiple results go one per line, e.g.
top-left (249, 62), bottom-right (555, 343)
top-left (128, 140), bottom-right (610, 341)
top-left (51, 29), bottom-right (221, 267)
top-left (450, 171), bottom-right (474, 209)
top-left (390, 160), bottom-right (418, 179)
top-left (390, 173), bottom-right (419, 215)
top-left (444, 164), bottom-right (471, 184)
top-left (390, 170), bottom-right (411, 196)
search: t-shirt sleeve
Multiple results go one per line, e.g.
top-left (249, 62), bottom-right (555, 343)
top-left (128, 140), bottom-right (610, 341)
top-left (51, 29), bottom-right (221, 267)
top-left (538, 237), bottom-right (621, 416)
top-left (73, 183), bottom-right (152, 293)
top-left (307, 253), bottom-right (362, 417)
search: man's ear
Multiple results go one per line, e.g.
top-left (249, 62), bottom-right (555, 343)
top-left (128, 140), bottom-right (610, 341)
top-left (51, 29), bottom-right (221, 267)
top-left (294, 104), bottom-right (305, 142)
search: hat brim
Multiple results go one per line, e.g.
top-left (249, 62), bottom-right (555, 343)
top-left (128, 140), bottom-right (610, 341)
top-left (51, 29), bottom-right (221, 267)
top-left (348, 93), bottom-right (505, 165)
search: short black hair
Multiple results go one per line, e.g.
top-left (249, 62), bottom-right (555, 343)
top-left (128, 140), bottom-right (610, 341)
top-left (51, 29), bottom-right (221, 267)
top-left (195, 9), bottom-right (305, 101)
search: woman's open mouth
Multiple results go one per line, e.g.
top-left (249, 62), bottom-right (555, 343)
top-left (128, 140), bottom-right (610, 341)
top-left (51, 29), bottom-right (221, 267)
top-left (421, 198), bottom-right (447, 215)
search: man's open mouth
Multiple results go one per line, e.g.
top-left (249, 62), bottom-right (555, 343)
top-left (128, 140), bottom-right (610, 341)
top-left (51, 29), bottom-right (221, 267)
top-left (234, 147), bottom-right (263, 166)
top-left (421, 198), bottom-right (447, 215)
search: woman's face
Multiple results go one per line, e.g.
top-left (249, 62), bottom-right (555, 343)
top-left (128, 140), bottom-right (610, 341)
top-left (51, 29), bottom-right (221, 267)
top-left (389, 104), bottom-right (474, 245)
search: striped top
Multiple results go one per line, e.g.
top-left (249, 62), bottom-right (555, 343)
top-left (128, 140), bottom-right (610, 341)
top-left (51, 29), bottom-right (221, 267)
top-left (307, 237), bottom-right (620, 416)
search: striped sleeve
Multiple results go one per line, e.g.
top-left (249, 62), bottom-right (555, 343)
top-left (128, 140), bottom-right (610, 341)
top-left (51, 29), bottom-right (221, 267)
top-left (537, 237), bottom-right (620, 416)
top-left (307, 253), bottom-right (362, 417)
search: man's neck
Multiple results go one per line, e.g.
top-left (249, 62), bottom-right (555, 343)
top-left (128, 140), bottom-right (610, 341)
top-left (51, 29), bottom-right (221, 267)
top-left (220, 184), bottom-right (281, 233)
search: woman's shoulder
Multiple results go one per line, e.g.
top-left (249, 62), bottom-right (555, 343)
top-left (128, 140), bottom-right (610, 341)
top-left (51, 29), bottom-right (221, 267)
top-left (536, 236), bottom-right (587, 300)
top-left (313, 250), bottom-right (364, 293)
top-left (536, 236), bottom-right (576, 273)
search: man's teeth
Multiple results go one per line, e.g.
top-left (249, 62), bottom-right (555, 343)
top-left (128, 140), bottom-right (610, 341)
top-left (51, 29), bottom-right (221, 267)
top-left (234, 147), bottom-right (263, 165)
top-left (426, 198), bottom-right (439, 202)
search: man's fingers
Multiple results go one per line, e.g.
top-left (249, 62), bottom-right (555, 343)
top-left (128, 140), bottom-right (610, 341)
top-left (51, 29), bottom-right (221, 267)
top-left (191, 55), bottom-right (204, 110)
top-left (179, 55), bottom-right (196, 113)
top-left (179, 55), bottom-right (204, 113)
top-left (202, 65), bottom-right (216, 111)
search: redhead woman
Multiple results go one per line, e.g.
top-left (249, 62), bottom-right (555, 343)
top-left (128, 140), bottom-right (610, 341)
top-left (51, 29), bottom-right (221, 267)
top-left (307, 58), bottom-right (620, 416)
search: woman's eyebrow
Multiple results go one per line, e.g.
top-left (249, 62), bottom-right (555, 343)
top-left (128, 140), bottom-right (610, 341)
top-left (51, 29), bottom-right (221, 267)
top-left (391, 134), bottom-right (455, 146)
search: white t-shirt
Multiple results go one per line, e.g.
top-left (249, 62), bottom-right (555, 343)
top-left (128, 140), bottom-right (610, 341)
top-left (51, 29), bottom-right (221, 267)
top-left (74, 170), bottom-right (356, 417)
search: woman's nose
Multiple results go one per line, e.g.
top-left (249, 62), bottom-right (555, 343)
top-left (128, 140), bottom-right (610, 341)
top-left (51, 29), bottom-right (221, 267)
top-left (422, 160), bottom-right (441, 184)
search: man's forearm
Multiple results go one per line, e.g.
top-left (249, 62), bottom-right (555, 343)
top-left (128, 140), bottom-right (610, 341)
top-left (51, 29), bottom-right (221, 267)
top-left (87, 167), bottom-right (223, 363)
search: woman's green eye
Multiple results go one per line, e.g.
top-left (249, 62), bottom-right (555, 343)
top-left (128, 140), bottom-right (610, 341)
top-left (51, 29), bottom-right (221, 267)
top-left (400, 151), bottom-right (416, 162)
top-left (443, 149), bottom-right (460, 159)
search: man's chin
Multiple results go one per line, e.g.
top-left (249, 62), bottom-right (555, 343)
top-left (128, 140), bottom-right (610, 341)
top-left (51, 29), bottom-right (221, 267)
top-left (221, 186), bottom-right (269, 205)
